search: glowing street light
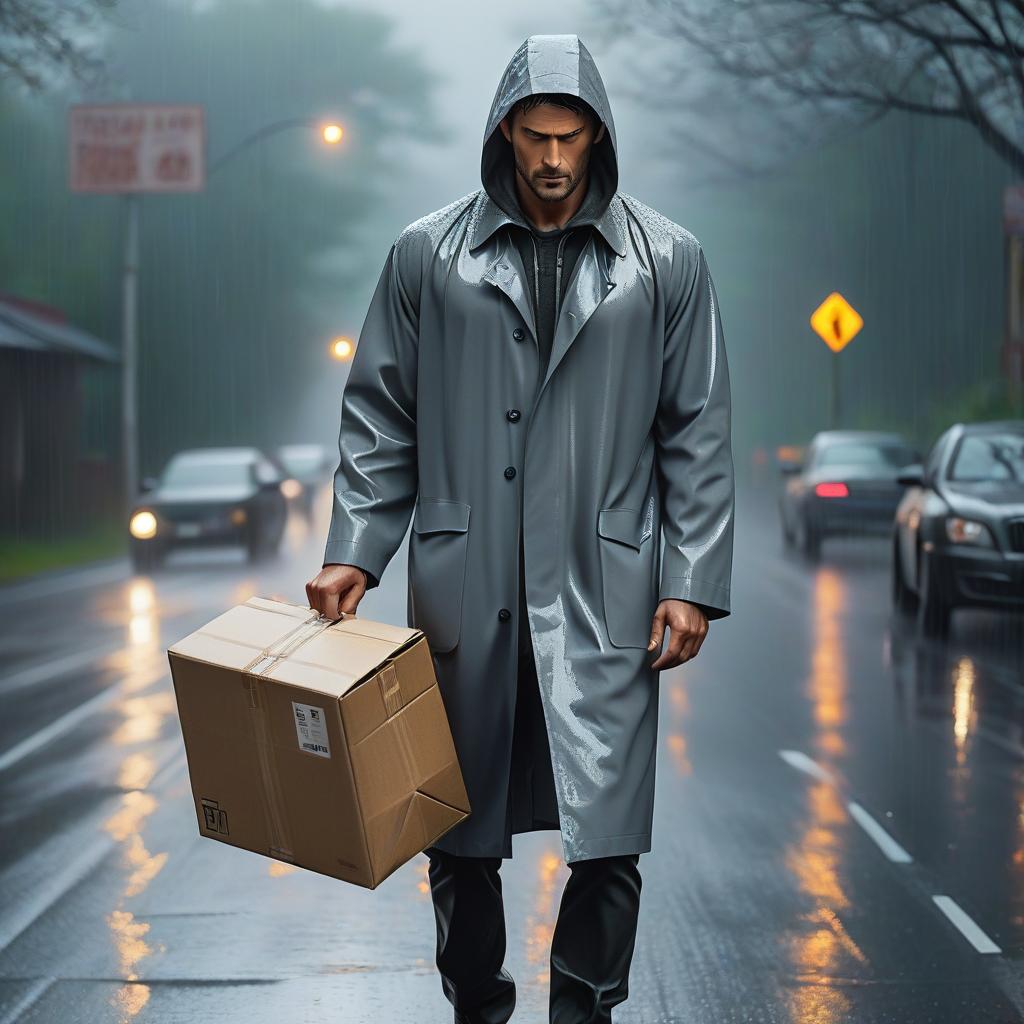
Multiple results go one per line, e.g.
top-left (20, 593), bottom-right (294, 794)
top-left (208, 117), bottom-right (346, 177)
top-left (331, 336), bottom-right (355, 361)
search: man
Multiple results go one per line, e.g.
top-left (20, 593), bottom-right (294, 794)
top-left (306, 34), bottom-right (734, 1024)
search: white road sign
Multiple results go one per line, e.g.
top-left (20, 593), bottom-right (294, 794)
top-left (69, 104), bottom-right (205, 193)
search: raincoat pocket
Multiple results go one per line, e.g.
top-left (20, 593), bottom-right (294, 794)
top-left (408, 498), bottom-right (471, 654)
top-left (597, 506), bottom-right (657, 649)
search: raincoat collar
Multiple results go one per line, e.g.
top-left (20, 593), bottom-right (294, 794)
top-left (467, 188), bottom-right (627, 258)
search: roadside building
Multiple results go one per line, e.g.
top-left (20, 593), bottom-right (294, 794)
top-left (0, 294), bottom-right (120, 537)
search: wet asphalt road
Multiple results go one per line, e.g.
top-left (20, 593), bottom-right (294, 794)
top-left (2, 481), bottom-right (1024, 1024)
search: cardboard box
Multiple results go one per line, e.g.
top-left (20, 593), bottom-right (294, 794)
top-left (167, 596), bottom-right (470, 888)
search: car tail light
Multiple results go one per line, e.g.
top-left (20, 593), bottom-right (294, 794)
top-left (815, 482), bottom-right (849, 498)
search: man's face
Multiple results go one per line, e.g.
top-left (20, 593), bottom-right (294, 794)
top-left (499, 101), bottom-right (606, 204)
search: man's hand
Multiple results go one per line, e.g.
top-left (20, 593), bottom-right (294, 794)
top-left (305, 563), bottom-right (368, 621)
top-left (648, 599), bottom-right (708, 670)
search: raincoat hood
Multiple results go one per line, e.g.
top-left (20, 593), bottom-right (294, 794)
top-left (480, 34), bottom-right (619, 237)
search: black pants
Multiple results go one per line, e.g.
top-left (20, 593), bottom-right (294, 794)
top-left (424, 846), bottom-right (642, 1024)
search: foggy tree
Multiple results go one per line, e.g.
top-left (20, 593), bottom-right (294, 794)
top-left (0, 0), bottom-right (446, 486)
top-left (0, 0), bottom-right (117, 91)
top-left (598, 0), bottom-right (1024, 182)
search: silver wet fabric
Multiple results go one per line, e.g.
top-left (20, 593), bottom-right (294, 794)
top-left (323, 34), bottom-right (735, 862)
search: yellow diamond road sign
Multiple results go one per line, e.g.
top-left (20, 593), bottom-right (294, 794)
top-left (810, 292), bottom-right (863, 352)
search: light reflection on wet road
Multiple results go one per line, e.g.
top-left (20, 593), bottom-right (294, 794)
top-left (1, 482), bottom-right (1024, 1022)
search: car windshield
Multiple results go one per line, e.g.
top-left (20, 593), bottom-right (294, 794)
top-left (949, 432), bottom-right (1024, 482)
top-left (280, 451), bottom-right (324, 474)
top-left (162, 457), bottom-right (252, 488)
top-left (814, 442), bottom-right (916, 470)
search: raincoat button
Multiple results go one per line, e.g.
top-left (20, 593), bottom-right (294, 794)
top-left (498, 608), bottom-right (511, 622)
top-left (504, 466), bottom-right (516, 480)
top-left (506, 408), bottom-right (521, 422)
top-left (512, 327), bottom-right (525, 342)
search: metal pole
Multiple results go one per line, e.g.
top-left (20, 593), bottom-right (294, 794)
top-left (831, 352), bottom-right (840, 428)
top-left (122, 193), bottom-right (139, 512)
top-left (1008, 235), bottom-right (1023, 413)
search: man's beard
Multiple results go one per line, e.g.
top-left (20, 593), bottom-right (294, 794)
top-left (515, 150), bottom-right (589, 204)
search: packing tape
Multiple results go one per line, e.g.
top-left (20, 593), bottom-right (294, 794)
top-left (242, 610), bottom-right (345, 676)
top-left (242, 610), bottom-right (347, 864)
top-left (246, 675), bottom-right (295, 862)
top-left (380, 662), bottom-right (418, 789)
top-left (377, 661), bottom-right (424, 866)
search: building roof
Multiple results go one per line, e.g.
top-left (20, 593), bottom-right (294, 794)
top-left (0, 295), bottom-right (119, 362)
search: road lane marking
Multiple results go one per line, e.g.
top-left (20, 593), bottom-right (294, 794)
top-left (0, 571), bottom-right (211, 701)
top-left (0, 750), bottom-right (185, 953)
top-left (0, 977), bottom-right (55, 1024)
top-left (0, 645), bottom-right (115, 698)
top-left (0, 833), bottom-right (114, 952)
top-left (0, 684), bottom-right (126, 773)
top-left (779, 751), bottom-right (912, 863)
top-left (778, 749), bottom-right (836, 784)
top-left (932, 895), bottom-right (1002, 954)
top-left (0, 559), bottom-right (127, 605)
top-left (847, 801), bottom-right (913, 863)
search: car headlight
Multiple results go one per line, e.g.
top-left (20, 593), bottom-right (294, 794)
top-left (129, 510), bottom-right (158, 539)
top-left (945, 516), bottom-right (992, 546)
top-left (280, 478), bottom-right (303, 500)
top-left (230, 507), bottom-right (247, 526)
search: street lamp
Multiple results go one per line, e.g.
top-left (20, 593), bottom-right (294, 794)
top-left (331, 336), bottom-right (354, 361)
top-left (207, 117), bottom-right (344, 178)
top-left (117, 116), bottom-right (344, 510)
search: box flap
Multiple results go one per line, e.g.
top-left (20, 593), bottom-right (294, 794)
top-left (168, 596), bottom-right (424, 700)
top-left (367, 790), bottom-right (468, 887)
top-left (328, 617), bottom-right (421, 647)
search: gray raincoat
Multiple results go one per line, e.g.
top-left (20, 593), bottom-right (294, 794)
top-left (323, 34), bottom-right (735, 863)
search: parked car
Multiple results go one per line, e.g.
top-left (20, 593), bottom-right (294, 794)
top-left (780, 430), bottom-right (921, 559)
top-left (892, 420), bottom-right (1024, 637)
top-left (274, 443), bottom-right (335, 521)
top-left (128, 447), bottom-right (289, 571)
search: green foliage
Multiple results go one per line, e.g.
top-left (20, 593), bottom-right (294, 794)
top-left (0, 522), bottom-right (125, 583)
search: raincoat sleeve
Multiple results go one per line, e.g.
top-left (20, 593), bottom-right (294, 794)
top-left (322, 231), bottom-right (422, 589)
top-left (654, 240), bottom-right (735, 620)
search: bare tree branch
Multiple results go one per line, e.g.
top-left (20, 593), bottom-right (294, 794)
top-left (596, 0), bottom-right (1024, 178)
top-left (0, 0), bottom-right (117, 92)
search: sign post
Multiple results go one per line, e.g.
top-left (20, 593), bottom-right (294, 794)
top-left (810, 291), bottom-right (864, 428)
top-left (69, 103), bottom-right (205, 512)
top-left (1003, 185), bottom-right (1024, 409)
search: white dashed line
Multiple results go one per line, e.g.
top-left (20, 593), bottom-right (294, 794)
top-left (847, 801), bottom-right (913, 863)
top-left (778, 749), bottom-right (837, 785)
top-left (932, 895), bottom-right (1002, 954)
